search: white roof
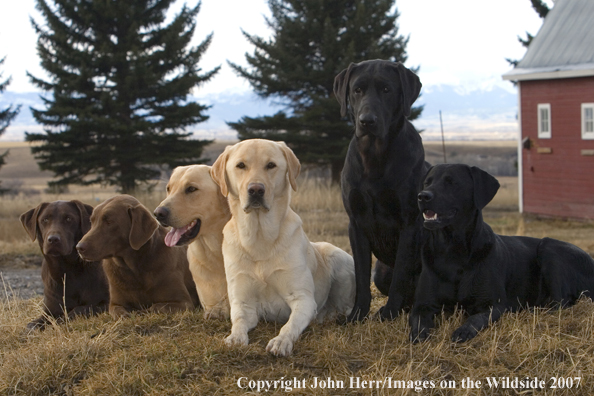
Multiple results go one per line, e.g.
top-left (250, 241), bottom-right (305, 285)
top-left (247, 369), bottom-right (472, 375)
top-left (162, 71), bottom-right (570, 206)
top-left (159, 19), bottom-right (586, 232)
top-left (503, 0), bottom-right (594, 81)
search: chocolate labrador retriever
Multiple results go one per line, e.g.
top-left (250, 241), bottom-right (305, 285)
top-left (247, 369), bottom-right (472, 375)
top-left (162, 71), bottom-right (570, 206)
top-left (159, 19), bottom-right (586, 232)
top-left (20, 200), bottom-right (109, 329)
top-left (410, 164), bottom-right (594, 343)
top-left (334, 59), bottom-right (429, 321)
top-left (76, 195), bottom-right (199, 318)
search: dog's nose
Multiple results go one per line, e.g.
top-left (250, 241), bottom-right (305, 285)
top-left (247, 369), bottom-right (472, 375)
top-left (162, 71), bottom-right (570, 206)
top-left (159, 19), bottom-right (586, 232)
top-left (248, 183), bottom-right (265, 197)
top-left (358, 113), bottom-right (377, 127)
top-left (417, 191), bottom-right (434, 202)
top-left (76, 241), bottom-right (86, 254)
top-left (153, 207), bottom-right (170, 225)
top-left (47, 235), bottom-right (61, 245)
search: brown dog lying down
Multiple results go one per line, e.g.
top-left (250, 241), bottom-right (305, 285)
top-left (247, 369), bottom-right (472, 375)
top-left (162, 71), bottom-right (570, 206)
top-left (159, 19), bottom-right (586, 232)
top-left (20, 200), bottom-right (109, 329)
top-left (154, 165), bottom-right (231, 319)
top-left (76, 195), bottom-right (199, 318)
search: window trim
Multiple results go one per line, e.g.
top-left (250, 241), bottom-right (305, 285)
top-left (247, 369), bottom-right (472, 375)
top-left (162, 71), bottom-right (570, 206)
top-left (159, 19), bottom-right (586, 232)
top-left (581, 103), bottom-right (594, 140)
top-left (537, 103), bottom-right (551, 139)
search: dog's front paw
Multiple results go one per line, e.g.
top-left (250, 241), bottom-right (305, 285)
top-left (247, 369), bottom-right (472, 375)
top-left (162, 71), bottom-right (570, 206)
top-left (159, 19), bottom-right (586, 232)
top-left (451, 325), bottom-right (478, 343)
top-left (225, 332), bottom-right (249, 347)
top-left (26, 317), bottom-right (47, 331)
top-left (409, 328), bottom-right (431, 344)
top-left (377, 304), bottom-right (400, 321)
top-left (344, 305), bottom-right (369, 323)
top-left (266, 336), bottom-right (294, 357)
top-left (204, 306), bottom-right (230, 320)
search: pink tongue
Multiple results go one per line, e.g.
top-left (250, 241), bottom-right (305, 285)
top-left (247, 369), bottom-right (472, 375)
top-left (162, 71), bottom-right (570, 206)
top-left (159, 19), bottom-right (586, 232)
top-left (165, 228), bottom-right (186, 247)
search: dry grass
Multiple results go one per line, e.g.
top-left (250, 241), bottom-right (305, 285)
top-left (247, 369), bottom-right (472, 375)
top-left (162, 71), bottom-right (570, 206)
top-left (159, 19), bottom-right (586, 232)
top-left (1, 141), bottom-right (594, 395)
top-left (1, 291), bottom-right (593, 395)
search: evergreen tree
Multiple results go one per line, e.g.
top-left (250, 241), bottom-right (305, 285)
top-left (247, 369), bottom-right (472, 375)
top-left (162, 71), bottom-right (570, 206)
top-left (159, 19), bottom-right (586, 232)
top-left (228, 0), bottom-right (421, 183)
top-left (0, 55), bottom-right (21, 191)
top-left (507, 0), bottom-right (550, 67)
top-left (27, 0), bottom-right (218, 193)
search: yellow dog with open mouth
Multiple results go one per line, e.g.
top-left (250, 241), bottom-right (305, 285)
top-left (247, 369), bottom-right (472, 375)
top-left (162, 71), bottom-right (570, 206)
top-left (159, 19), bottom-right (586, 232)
top-left (211, 139), bottom-right (355, 357)
top-left (154, 165), bottom-right (231, 319)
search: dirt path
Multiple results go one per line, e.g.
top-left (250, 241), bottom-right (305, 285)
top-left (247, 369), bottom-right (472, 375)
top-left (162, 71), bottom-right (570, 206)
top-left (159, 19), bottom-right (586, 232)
top-left (0, 255), bottom-right (43, 300)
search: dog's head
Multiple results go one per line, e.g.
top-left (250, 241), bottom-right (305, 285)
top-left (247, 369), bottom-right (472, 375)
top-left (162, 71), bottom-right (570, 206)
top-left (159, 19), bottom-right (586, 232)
top-left (20, 200), bottom-right (93, 257)
top-left (333, 59), bottom-right (421, 140)
top-left (76, 195), bottom-right (159, 260)
top-left (210, 139), bottom-right (301, 214)
top-left (417, 164), bottom-right (500, 231)
top-left (154, 165), bottom-right (230, 247)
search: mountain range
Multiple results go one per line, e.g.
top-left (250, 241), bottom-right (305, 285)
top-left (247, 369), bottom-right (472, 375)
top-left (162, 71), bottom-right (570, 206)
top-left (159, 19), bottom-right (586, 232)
top-left (0, 85), bottom-right (518, 142)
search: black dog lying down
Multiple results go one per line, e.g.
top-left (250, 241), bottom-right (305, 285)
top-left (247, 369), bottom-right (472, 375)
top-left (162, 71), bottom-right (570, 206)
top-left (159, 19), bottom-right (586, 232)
top-left (409, 164), bottom-right (594, 343)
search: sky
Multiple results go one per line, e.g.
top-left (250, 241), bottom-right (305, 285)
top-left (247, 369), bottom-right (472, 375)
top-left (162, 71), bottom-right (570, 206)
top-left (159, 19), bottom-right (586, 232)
top-left (0, 0), bottom-right (555, 139)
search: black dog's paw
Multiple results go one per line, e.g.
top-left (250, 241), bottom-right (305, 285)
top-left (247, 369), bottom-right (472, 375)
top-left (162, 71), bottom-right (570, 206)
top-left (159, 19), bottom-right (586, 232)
top-left (335, 314), bottom-right (349, 326)
top-left (26, 315), bottom-right (51, 331)
top-left (410, 328), bottom-right (431, 344)
top-left (451, 325), bottom-right (478, 343)
top-left (376, 305), bottom-right (400, 321)
top-left (344, 305), bottom-right (369, 323)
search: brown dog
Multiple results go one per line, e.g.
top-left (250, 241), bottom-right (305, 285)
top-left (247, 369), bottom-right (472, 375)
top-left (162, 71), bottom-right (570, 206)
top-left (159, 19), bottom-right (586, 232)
top-left (20, 200), bottom-right (109, 329)
top-left (154, 165), bottom-right (231, 319)
top-left (76, 195), bottom-right (199, 318)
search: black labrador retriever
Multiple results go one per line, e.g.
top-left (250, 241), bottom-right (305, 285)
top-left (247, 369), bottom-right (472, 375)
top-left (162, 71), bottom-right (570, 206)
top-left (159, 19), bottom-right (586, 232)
top-left (410, 164), bottom-right (594, 343)
top-left (20, 200), bottom-right (109, 329)
top-left (334, 59), bottom-right (429, 321)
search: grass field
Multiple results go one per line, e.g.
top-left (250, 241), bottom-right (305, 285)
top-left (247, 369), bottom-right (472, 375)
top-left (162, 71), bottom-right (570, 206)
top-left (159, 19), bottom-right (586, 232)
top-left (0, 140), bottom-right (593, 395)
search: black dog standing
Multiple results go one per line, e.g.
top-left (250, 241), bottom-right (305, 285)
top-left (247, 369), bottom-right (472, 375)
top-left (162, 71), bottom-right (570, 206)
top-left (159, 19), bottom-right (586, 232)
top-left (334, 60), bottom-right (429, 321)
top-left (410, 164), bottom-right (594, 343)
top-left (20, 200), bottom-right (109, 329)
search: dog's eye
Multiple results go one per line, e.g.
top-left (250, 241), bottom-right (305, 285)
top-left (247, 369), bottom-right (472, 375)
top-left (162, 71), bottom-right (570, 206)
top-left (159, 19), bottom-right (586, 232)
top-left (354, 87), bottom-right (362, 94)
top-left (65, 216), bottom-right (72, 223)
top-left (42, 217), bottom-right (50, 224)
top-left (382, 86), bottom-right (390, 93)
top-left (166, 186), bottom-right (171, 194)
top-left (186, 186), bottom-right (197, 194)
top-left (236, 162), bottom-right (246, 169)
top-left (266, 162), bottom-right (276, 170)
top-left (444, 176), bottom-right (454, 184)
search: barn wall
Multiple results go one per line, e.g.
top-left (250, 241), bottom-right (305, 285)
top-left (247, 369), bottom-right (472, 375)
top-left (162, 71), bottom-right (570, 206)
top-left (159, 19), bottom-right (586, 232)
top-left (520, 76), bottom-right (594, 219)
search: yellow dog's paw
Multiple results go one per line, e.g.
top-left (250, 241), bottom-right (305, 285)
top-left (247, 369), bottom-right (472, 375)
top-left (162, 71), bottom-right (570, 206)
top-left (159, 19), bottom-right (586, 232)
top-left (266, 336), bottom-right (294, 357)
top-left (204, 306), bottom-right (230, 320)
top-left (225, 332), bottom-right (249, 347)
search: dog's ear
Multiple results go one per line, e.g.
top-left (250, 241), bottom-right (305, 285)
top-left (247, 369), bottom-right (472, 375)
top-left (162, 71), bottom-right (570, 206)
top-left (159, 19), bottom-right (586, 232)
top-left (128, 204), bottom-right (159, 250)
top-left (211, 146), bottom-right (231, 197)
top-left (334, 63), bottom-right (356, 117)
top-left (19, 203), bottom-right (49, 242)
top-left (71, 200), bottom-right (94, 235)
top-left (470, 166), bottom-right (500, 210)
top-left (393, 62), bottom-right (421, 118)
top-left (277, 141), bottom-right (301, 191)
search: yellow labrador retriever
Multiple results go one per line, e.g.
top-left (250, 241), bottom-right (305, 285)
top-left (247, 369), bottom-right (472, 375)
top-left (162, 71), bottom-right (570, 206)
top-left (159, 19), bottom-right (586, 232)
top-left (154, 165), bottom-right (231, 319)
top-left (211, 139), bottom-right (355, 357)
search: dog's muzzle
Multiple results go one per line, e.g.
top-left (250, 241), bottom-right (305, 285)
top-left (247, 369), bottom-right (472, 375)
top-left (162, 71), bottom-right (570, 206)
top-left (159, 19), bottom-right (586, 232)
top-left (244, 182), bottom-right (269, 212)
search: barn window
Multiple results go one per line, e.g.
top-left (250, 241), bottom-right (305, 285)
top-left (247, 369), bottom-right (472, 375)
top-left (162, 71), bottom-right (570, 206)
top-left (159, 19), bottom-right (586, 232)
top-left (537, 104), bottom-right (551, 139)
top-left (582, 103), bottom-right (594, 140)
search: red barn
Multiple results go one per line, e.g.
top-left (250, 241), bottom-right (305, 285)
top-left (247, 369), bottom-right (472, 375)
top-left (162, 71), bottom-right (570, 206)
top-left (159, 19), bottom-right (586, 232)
top-left (503, 0), bottom-right (594, 220)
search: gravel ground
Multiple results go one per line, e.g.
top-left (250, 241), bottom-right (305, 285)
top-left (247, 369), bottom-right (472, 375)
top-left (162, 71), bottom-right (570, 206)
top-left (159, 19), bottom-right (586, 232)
top-left (0, 255), bottom-right (44, 300)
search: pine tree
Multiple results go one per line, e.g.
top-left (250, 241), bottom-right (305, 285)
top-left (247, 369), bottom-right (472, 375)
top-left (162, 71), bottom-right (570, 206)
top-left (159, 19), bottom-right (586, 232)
top-left (228, 0), bottom-right (421, 183)
top-left (0, 55), bottom-right (21, 191)
top-left (27, 0), bottom-right (218, 193)
top-left (507, 0), bottom-right (550, 67)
